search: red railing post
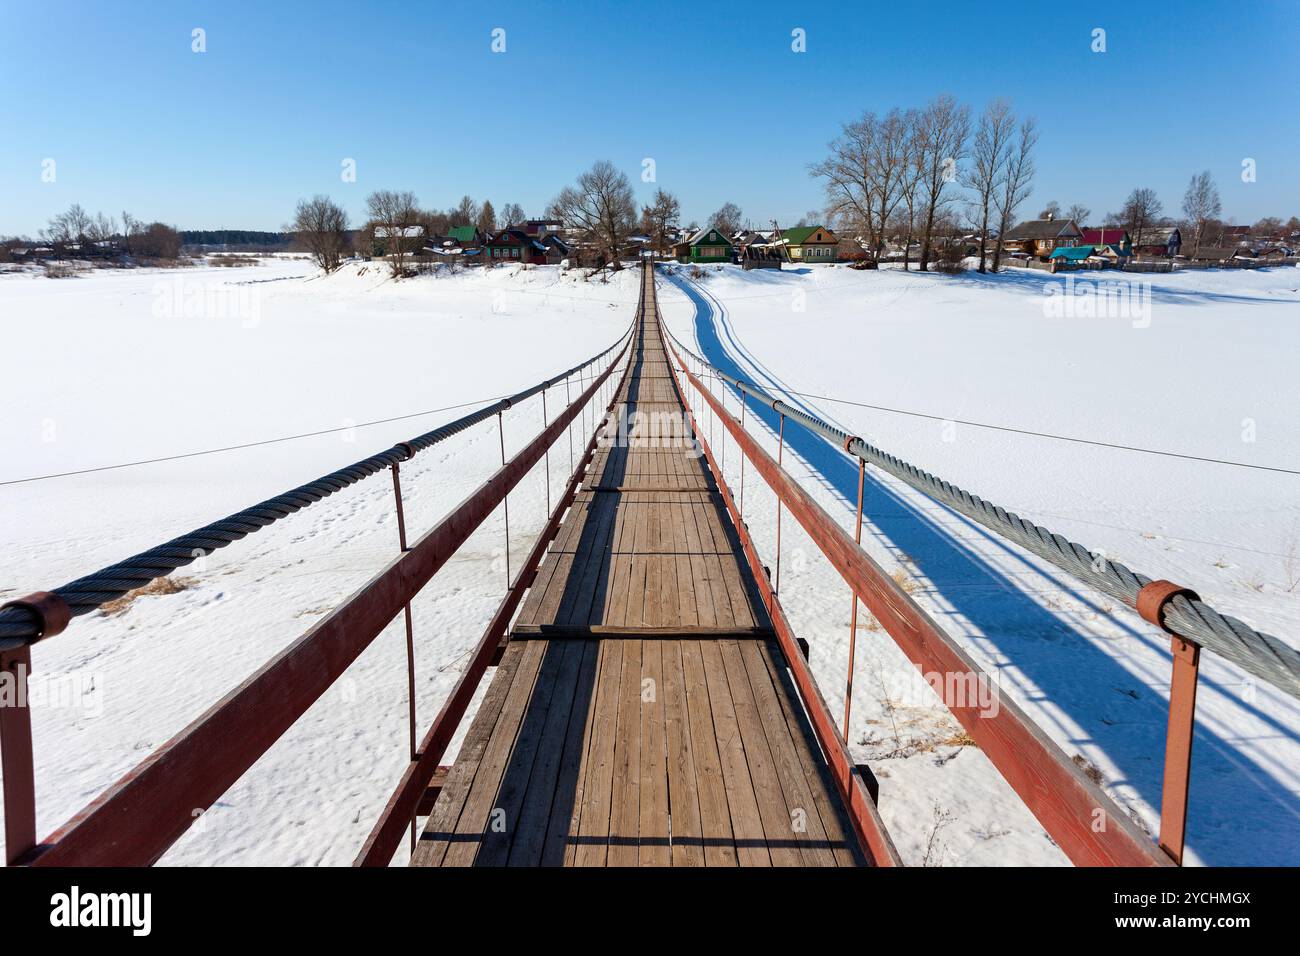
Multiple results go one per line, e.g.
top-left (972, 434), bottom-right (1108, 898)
top-left (844, 455), bottom-right (866, 738)
top-left (739, 395), bottom-right (747, 517)
top-left (774, 412), bottom-right (786, 595)
top-left (1159, 635), bottom-right (1200, 865)
top-left (541, 389), bottom-right (551, 513)
top-left (1135, 579), bottom-right (1202, 866)
top-left (498, 410), bottom-right (511, 587)
top-left (389, 452), bottom-right (419, 851)
top-left (1, 645), bottom-right (36, 866)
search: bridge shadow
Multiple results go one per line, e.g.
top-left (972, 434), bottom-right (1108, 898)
top-left (661, 268), bottom-right (1300, 866)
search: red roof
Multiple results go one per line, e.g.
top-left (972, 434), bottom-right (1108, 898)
top-left (1080, 228), bottom-right (1129, 245)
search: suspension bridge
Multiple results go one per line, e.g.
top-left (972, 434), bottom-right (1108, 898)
top-left (2, 259), bottom-right (1296, 867)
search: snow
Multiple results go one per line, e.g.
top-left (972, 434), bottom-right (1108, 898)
top-left (0, 259), bottom-right (632, 865)
top-left (655, 261), bottom-right (1300, 866)
top-left (3, 255), bottom-right (1297, 866)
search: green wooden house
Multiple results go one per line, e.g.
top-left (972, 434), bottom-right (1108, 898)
top-left (781, 225), bottom-right (839, 262)
top-left (674, 226), bottom-right (734, 264)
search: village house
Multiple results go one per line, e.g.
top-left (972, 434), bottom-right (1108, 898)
top-left (780, 225), bottom-right (839, 262)
top-left (372, 224), bottom-right (426, 257)
top-left (1002, 217), bottom-right (1084, 259)
top-left (539, 234), bottom-right (571, 264)
top-left (522, 219), bottom-right (564, 238)
top-left (447, 225), bottom-right (483, 249)
top-left (485, 228), bottom-right (548, 264)
top-left (674, 226), bottom-right (733, 264)
top-left (1081, 228), bottom-right (1133, 258)
top-left (1133, 226), bottom-right (1182, 258)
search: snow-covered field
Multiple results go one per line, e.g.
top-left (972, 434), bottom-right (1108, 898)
top-left (2, 256), bottom-right (1297, 866)
top-left (0, 259), bottom-right (632, 865)
top-left (656, 262), bottom-right (1300, 866)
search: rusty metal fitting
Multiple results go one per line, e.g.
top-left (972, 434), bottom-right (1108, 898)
top-left (1, 591), bottom-right (72, 642)
top-left (1136, 580), bottom-right (1200, 634)
top-left (843, 435), bottom-right (862, 453)
top-left (394, 441), bottom-right (415, 462)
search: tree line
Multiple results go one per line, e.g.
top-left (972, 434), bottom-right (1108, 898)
top-left (812, 95), bottom-right (1298, 271)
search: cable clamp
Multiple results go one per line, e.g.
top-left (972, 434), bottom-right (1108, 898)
top-left (0, 592), bottom-right (72, 642)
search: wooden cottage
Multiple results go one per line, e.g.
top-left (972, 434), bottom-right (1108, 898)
top-left (1002, 217), bottom-right (1084, 259)
top-left (485, 228), bottom-right (548, 265)
top-left (780, 225), bottom-right (839, 262)
top-left (675, 226), bottom-right (733, 264)
top-left (1133, 226), bottom-right (1182, 258)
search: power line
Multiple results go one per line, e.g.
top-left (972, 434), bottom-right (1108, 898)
top-left (0, 393), bottom-right (521, 487)
top-left (762, 387), bottom-right (1300, 477)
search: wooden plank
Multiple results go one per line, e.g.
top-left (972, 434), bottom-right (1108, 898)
top-left (511, 624), bottom-right (774, 639)
top-left (754, 638), bottom-right (864, 867)
top-left (716, 638), bottom-right (805, 866)
top-left (697, 640), bottom-right (770, 866)
top-left (539, 640), bottom-right (602, 866)
top-left (605, 639), bottom-right (643, 866)
top-left (473, 639), bottom-right (571, 866)
top-left (735, 638), bottom-right (842, 867)
top-left (572, 640), bottom-right (624, 866)
top-left (411, 642), bottom-right (527, 866)
top-left (638, 639), bottom-right (670, 866)
top-left (506, 639), bottom-right (592, 866)
top-left (438, 638), bottom-right (548, 866)
top-left (663, 640), bottom-right (706, 867)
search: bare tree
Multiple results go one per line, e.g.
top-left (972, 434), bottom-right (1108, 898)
top-left (499, 202), bottom-right (526, 228)
top-left (450, 195), bottom-right (479, 227)
top-left (812, 109), bottom-right (914, 263)
top-left (641, 189), bottom-right (680, 256)
top-left (477, 200), bottom-right (497, 235)
top-left (547, 160), bottom-right (636, 269)
top-left (1120, 188), bottom-right (1163, 247)
top-left (1182, 172), bottom-right (1221, 254)
top-left (366, 189), bottom-right (420, 277)
top-left (1066, 203), bottom-right (1091, 225)
top-left (915, 94), bottom-right (971, 271)
top-left (991, 116), bottom-right (1038, 272)
top-left (962, 98), bottom-right (1014, 273)
top-left (1038, 200), bottom-right (1061, 219)
top-left (710, 202), bottom-right (744, 237)
top-left (44, 203), bottom-right (93, 244)
top-left (292, 195), bottom-right (350, 274)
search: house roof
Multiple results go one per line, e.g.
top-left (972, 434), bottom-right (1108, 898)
top-left (1133, 226), bottom-right (1181, 246)
top-left (1006, 218), bottom-right (1082, 241)
top-left (374, 225), bottom-right (424, 238)
top-left (781, 225), bottom-right (837, 245)
top-left (1049, 246), bottom-right (1096, 261)
top-left (1188, 246), bottom-right (1253, 260)
top-left (687, 226), bottom-right (732, 246)
top-left (1081, 228), bottom-right (1130, 245)
top-left (448, 225), bottom-right (478, 243)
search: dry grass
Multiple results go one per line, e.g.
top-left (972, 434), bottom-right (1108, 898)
top-left (101, 575), bottom-right (197, 617)
top-left (941, 730), bottom-right (979, 748)
top-left (891, 568), bottom-right (919, 594)
top-left (1072, 754), bottom-right (1105, 786)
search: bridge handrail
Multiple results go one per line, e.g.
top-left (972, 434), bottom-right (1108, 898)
top-left (658, 323), bottom-right (1300, 703)
top-left (0, 323), bottom-right (635, 651)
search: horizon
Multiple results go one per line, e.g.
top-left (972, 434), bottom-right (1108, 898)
top-left (1, 1), bottom-right (1298, 236)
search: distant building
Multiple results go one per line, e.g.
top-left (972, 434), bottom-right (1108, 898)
top-left (1003, 217), bottom-right (1084, 259)
top-left (674, 226), bottom-right (733, 264)
top-left (522, 219), bottom-right (564, 238)
top-left (1133, 226), bottom-right (1181, 258)
top-left (780, 225), bottom-right (839, 262)
top-left (485, 228), bottom-right (548, 264)
top-left (447, 225), bottom-right (483, 248)
top-left (372, 224), bottom-right (426, 257)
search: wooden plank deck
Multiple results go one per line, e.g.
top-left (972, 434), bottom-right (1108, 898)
top-left (411, 264), bottom-right (866, 867)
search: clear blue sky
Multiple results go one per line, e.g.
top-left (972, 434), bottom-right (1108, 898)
top-left (2, 0), bottom-right (1296, 236)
